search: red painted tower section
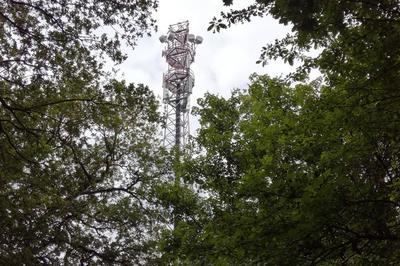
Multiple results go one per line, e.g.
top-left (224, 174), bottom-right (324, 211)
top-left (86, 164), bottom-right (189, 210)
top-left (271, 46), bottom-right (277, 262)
top-left (160, 21), bottom-right (203, 151)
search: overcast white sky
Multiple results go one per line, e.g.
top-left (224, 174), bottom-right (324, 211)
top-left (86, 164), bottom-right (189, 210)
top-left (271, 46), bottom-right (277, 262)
top-left (117, 0), bottom-right (293, 133)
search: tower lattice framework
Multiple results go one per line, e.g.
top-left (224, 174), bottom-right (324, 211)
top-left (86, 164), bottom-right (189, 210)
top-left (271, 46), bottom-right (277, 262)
top-left (160, 21), bottom-right (202, 151)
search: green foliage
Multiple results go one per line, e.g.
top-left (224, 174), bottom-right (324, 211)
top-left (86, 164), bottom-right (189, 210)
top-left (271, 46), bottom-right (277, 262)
top-left (0, 0), bottom-right (158, 88)
top-left (0, 79), bottom-right (164, 264)
top-left (161, 73), bottom-right (400, 264)
top-left (161, 1), bottom-right (400, 264)
top-left (210, 0), bottom-right (400, 82)
top-left (0, 1), bottom-right (163, 264)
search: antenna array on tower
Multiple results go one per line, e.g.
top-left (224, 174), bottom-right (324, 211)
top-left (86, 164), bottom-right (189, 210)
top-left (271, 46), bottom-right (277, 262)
top-left (160, 21), bottom-right (202, 152)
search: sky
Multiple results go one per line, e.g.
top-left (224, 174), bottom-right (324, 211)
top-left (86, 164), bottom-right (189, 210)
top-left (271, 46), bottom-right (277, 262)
top-left (117, 0), bottom-right (293, 133)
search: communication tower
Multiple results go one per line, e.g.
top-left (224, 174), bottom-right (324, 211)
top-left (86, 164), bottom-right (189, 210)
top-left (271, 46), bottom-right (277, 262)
top-left (159, 21), bottom-right (203, 152)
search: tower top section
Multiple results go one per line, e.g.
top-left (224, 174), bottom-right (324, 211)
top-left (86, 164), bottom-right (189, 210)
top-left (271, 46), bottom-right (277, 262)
top-left (159, 21), bottom-right (202, 70)
top-left (159, 21), bottom-right (203, 44)
top-left (159, 21), bottom-right (202, 151)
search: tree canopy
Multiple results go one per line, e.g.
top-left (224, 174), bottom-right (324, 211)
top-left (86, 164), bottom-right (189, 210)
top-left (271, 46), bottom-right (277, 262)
top-left (160, 74), bottom-right (400, 264)
top-left (0, 0), bottom-right (164, 264)
top-left (158, 0), bottom-right (400, 264)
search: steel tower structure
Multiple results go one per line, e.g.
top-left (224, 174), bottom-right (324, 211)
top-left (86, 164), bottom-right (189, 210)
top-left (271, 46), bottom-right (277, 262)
top-left (159, 21), bottom-right (202, 152)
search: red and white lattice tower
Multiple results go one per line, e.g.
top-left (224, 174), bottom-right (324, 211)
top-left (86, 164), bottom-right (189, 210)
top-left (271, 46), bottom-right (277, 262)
top-left (159, 21), bottom-right (203, 151)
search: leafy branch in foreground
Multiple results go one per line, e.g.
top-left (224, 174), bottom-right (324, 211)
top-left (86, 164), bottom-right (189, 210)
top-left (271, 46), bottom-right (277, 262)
top-left (209, 1), bottom-right (400, 82)
top-left (0, 0), bottom-right (158, 88)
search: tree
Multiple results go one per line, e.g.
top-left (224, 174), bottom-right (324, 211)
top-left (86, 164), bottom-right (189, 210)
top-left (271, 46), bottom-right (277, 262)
top-left (158, 1), bottom-right (400, 264)
top-left (0, 1), bottom-right (164, 264)
top-left (160, 73), bottom-right (400, 264)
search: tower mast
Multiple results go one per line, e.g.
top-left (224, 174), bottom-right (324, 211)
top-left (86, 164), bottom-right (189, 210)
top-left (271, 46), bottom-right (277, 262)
top-left (159, 21), bottom-right (202, 152)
